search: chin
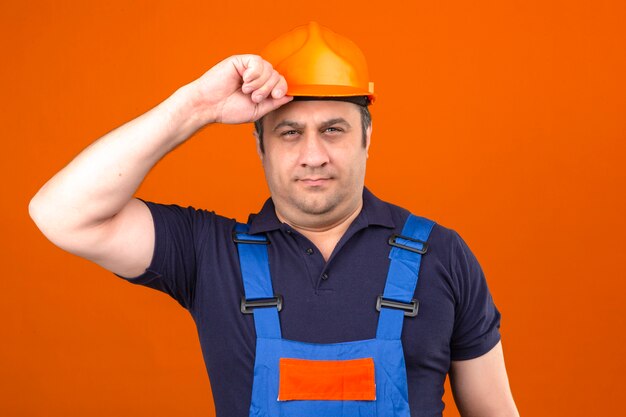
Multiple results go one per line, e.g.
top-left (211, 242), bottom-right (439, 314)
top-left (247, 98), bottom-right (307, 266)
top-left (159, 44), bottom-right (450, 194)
top-left (293, 194), bottom-right (344, 216)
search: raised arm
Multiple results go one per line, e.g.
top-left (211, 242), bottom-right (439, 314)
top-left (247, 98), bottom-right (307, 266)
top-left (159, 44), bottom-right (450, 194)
top-left (449, 341), bottom-right (520, 417)
top-left (29, 55), bottom-right (291, 278)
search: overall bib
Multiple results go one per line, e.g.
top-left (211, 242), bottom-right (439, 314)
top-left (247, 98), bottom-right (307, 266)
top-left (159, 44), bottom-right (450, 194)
top-left (234, 215), bottom-right (434, 417)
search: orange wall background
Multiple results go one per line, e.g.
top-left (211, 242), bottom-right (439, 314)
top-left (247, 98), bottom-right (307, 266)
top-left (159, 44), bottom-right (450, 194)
top-left (2, 1), bottom-right (625, 416)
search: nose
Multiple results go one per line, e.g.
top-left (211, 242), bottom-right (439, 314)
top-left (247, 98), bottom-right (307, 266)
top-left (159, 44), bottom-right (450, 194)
top-left (298, 133), bottom-right (329, 168)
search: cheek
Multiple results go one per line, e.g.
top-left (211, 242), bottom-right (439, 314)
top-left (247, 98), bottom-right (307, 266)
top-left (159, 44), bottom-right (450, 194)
top-left (262, 152), bottom-right (293, 184)
top-left (341, 151), bottom-right (368, 175)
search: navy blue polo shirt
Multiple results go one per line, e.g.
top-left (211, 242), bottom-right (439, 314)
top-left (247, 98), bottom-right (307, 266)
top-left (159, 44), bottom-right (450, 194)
top-left (121, 188), bottom-right (500, 417)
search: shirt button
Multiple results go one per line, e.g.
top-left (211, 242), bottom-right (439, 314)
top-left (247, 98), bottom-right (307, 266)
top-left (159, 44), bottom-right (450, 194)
top-left (286, 230), bottom-right (292, 234)
top-left (306, 248), bottom-right (314, 255)
top-left (321, 273), bottom-right (329, 280)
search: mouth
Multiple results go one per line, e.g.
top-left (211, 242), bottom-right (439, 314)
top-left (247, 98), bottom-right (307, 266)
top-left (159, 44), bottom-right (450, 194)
top-left (297, 177), bottom-right (332, 187)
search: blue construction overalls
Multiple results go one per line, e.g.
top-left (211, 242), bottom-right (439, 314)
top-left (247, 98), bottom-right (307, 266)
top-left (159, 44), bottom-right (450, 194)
top-left (233, 214), bottom-right (434, 417)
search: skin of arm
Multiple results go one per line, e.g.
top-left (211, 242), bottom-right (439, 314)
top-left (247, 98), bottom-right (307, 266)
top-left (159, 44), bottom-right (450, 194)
top-left (449, 341), bottom-right (520, 417)
top-left (29, 55), bottom-right (292, 278)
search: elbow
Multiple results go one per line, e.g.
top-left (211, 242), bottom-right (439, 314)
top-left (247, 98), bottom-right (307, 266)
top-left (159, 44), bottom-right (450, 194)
top-left (28, 192), bottom-right (75, 250)
top-left (28, 192), bottom-right (110, 259)
top-left (28, 193), bottom-right (46, 231)
top-left (28, 193), bottom-right (60, 248)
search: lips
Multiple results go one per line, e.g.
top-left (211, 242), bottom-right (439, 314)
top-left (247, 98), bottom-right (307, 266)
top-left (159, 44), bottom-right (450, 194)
top-left (297, 177), bottom-right (333, 187)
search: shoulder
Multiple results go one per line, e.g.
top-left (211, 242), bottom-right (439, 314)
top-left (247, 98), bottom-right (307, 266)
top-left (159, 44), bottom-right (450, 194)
top-left (140, 199), bottom-right (238, 242)
top-left (380, 198), bottom-right (466, 257)
top-left (380, 198), bottom-right (481, 283)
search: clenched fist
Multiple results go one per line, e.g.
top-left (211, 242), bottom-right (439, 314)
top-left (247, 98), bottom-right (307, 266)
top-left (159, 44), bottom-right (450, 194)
top-left (188, 54), bottom-right (293, 125)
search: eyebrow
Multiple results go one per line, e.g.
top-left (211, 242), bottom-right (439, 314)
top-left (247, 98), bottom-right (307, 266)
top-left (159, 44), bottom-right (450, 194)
top-left (272, 118), bottom-right (352, 132)
top-left (273, 120), bottom-right (304, 131)
top-left (320, 118), bottom-right (351, 130)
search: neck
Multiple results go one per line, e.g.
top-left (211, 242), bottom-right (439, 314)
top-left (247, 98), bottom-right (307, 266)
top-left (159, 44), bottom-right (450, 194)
top-left (276, 199), bottom-right (363, 261)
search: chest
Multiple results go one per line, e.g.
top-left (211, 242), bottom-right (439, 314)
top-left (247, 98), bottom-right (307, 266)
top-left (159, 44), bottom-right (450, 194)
top-left (195, 226), bottom-right (456, 359)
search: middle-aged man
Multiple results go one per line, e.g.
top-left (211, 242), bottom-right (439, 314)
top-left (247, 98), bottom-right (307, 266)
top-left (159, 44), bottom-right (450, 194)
top-left (30, 22), bottom-right (519, 417)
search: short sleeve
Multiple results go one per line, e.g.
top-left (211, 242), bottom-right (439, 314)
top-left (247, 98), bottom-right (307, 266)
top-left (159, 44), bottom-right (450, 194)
top-left (116, 200), bottom-right (215, 310)
top-left (449, 232), bottom-right (501, 360)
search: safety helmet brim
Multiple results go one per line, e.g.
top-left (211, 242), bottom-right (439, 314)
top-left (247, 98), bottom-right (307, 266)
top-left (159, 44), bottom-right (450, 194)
top-left (286, 84), bottom-right (375, 104)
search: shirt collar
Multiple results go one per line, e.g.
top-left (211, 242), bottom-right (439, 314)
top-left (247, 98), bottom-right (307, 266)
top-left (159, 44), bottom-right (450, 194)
top-left (247, 187), bottom-right (395, 234)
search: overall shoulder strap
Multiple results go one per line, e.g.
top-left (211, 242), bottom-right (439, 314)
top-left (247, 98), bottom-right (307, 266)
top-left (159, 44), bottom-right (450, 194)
top-left (233, 223), bottom-right (282, 339)
top-left (376, 214), bottom-right (435, 340)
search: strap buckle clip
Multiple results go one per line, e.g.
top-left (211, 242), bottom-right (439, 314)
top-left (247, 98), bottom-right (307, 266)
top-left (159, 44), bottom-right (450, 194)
top-left (388, 233), bottom-right (428, 254)
top-left (232, 231), bottom-right (269, 245)
top-left (241, 295), bottom-right (283, 314)
top-left (376, 295), bottom-right (419, 317)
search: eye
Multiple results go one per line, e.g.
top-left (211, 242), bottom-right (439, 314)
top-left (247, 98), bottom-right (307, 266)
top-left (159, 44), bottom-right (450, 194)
top-left (324, 127), bottom-right (343, 134)
top-left (281, 130), bottom-right (300, 137)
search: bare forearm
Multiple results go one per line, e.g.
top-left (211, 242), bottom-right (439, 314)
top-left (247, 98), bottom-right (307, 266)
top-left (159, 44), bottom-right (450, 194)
top-left (29, 55), bottom-right (290, 266)
top-left (450, 342), bottom-right (519, 417)
top-left (29, 83), bottom-right (203, 237)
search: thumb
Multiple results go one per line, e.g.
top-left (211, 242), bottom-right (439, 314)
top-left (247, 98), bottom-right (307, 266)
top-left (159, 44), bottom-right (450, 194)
top-left (254, 95), bottom-right (294, 120)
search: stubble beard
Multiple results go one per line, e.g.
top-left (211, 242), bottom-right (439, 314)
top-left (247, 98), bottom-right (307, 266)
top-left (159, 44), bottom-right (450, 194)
top-left (288, 186), bottom-right (347, 216)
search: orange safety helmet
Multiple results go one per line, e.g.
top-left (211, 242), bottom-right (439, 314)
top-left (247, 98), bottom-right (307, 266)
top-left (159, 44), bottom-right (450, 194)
top-left (261, 22), bottom-right (375, 104)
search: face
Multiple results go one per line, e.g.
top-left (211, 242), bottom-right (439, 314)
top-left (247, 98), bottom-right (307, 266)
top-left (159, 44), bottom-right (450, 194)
top-left (257, 100), bottom-right (371, 229)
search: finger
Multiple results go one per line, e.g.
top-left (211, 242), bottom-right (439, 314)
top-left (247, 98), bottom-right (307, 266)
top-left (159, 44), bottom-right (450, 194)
top-left (229, 55), bottom-right (258, 83)
top-left (242, 62), bottom-right (273, 96)
top-left (255, 95), bottom-right (294, 119)
top-left (240, 55), bottom-right (265, 84)
top-left (271, 75), bottom-right (289, 99)
top-left (251, 70), bottom-right (282, 103)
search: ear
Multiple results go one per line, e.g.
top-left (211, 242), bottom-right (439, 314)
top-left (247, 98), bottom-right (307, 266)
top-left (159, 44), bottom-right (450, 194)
top-left (253, 131), bottom-right (264, 161)
top-left (365, 123), bottom-right (372, 158)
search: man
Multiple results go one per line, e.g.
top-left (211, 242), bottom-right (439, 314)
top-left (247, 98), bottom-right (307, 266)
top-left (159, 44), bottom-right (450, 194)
top-left (30, 22), bottom-right (519, 416)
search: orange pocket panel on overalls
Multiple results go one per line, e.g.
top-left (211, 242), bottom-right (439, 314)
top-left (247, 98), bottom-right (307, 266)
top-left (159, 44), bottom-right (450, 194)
top-left (278, 357), bottom-right (376, 401)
